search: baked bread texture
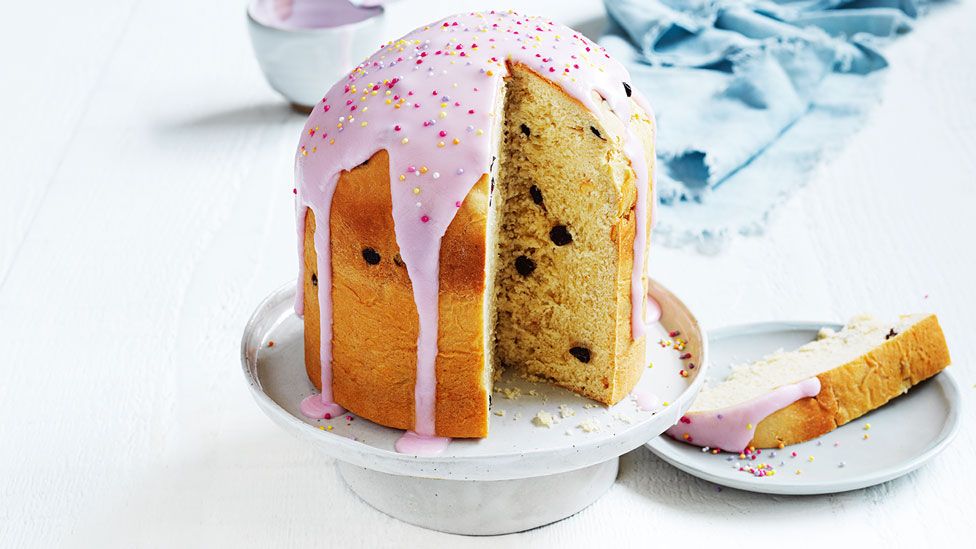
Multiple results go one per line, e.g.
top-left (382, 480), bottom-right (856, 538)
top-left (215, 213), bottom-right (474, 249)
top-left (667, 314), bottom-right (951, 452)
top-left (295, 12), bottom-right (656, 439)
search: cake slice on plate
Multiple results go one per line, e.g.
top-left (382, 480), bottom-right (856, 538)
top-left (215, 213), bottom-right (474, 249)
top-left (668, 314), bottom-right (951, 452)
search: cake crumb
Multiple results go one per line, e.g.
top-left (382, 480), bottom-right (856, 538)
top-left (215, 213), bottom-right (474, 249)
top-left (577, 419), bottom-right (601, 432)
top-left (533, 411), bottom-right (556, 428)
top-left (494, 410), bottom-right (506, 417)
top-left (583, 403), bottom-right (599, 409)
top-left (492, 365), bottom-right (506, 382)
top-left (514, 412), bottom-right (521, 421)
top-left (502, 387), bottom-right (521, 400)
top-left (558, 404), bottom-right (576, 418)
top-left (528, 389), bottom-right (539, 396)
top-left (616, 413), bottom-right (634, 424)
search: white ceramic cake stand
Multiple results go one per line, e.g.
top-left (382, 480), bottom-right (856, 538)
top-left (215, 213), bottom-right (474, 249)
top-left (241, 279), bottom-right (707, 535)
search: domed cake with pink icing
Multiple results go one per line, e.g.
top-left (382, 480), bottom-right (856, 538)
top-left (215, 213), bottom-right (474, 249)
top-left (293, 11), bottom-right (656, 452)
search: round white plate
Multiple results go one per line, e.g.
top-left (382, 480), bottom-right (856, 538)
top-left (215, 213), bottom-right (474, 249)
top-left (646, 321), bottom-right (962, 495)
top-left (242, 279), bottom-right (707, 481)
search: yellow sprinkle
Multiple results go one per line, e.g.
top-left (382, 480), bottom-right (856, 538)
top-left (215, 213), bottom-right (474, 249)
top-left (453, 138), bottom-right (460, 145)
top-left (317, 426), bottom-right (325, 430)
top-left (441, 102), bottom-right (447, 108)
top-left (440, 112), bottom-right (447, 118)
top-left (476, 129), bottom-right (484, 135)
top-left (648, 362), bottom-right (654, 369)
top-left (864, 423), bottom-right (871, 430)
top-left (327, 425), bottom-right (333, 430)
top-left (486, 70), bottom-right (494, 76)
top-left (746, 423), bottom-right (753, 430)
top-left (796, 469), bottom-right (802, 475)
top-left (864, 434), bottom-right (869, 439)
top-left (413, 187), bottom-right (420, 194)
top-left (362, 107), bottom-right (368, 112)
top-left (386, 99), bottom-right (392, 104)
top-left (399, 174), bottom-right (406, 181)
top-left (452, 83), bottom-right (458, 88)
top-left (438, 141), bottom-right (445, 147)
top-left (361, 96), bottom-right (366, 101)
top-left (663, 402), bottom-right (669, 406)
top-left (777, 442), bottom-right (785, 449)
top-left (330, 139), bottom-right (335, 144)
top-left (401, 138), bottom-right (409, 144)
top-left (394, 104), bottom-right (401, 109)
top-left (385, 90), bottom-right (391, 95)
top-left (302, 149), bottom-right (307, 157)
top-left (311, 146), bottom-right (316, 152)
top-left (420, 166), bottom-right (428, 174)
top-left (361, 122), bottom-right (368, 127)
top-left (808, 456), bottom-right (814, 462)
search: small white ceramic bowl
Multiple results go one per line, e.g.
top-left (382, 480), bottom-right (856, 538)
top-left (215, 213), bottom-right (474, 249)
top-left (246, 0), bottom-right (386, 110)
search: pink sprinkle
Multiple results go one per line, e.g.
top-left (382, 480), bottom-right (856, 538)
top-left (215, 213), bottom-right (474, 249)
top-left (414, 104), bottom-right (421, 108)
top-left (454, 102), bottom-right (461, 106)
top-left (346, 415), bottom-right (353, 421)
top-left (439, 130), bottom-right (447, 137)
top-left (421, 215), bottom-right (429, 223)
top-left (549, 67), bottom-right (555, 72)
top-left (323, 105), bottom-right (330, 112)
top-left (292, 188), bottom-right (297, 194)
top-left (324, 413), bottom-right (331, 420)
top-left (468, 109), bottom-right (475, 114)
top-left (346, 100), bottom-right (353, 105)
top-left (407, 166), bottom-right (416, 173)
top-left (394, 125), bottom-right (401, 131)
top-left (792, 452), bottom-right (797, 457)
top-left (432, 90), bottom-right (438, 95)
top-left (455, 201), bottom-right (461, 207)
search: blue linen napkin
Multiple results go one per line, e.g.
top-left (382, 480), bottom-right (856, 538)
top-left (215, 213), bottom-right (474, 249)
top-left (600, 0), bottom-right (925, 251)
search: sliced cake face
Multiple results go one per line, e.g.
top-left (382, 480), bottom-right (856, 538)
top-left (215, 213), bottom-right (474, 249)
top-left (491, 64), bottom-right (653, 405)
top-left (690, 314), bottom-right (929, 412)
top-left (671, 314), bottom-right (951, 451)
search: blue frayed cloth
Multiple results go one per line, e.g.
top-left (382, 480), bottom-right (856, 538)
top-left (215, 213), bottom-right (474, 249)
top-left (600, 0), bottom-right (925, 251)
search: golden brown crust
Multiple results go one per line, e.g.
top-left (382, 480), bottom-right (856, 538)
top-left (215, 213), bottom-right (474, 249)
top-left (303, 150), bottom-right (490, 438)
top-left (749, 314), bottom-right (951, 448)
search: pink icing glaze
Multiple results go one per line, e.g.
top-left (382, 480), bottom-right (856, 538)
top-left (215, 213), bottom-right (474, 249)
top-left (294, 11), bottom-right (654, 445)
top-left (644, 292), bottom-right (662, 325)
top-left (395, 430), bottom-right (451, 456)
top-left (666, 377), bottom-right (822, 452)
top-left (300, 393), bottom-right (346, 420)
top-left (632, 388), bottom-right (664, 412)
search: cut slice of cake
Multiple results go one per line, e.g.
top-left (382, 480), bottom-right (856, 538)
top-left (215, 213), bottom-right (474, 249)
top-left (667, 314), bottom-right (951, 452)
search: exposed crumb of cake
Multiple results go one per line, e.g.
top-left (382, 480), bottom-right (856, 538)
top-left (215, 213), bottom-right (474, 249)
top-left (558, 404), bottom-right (576, 418)
top-left (514, 412), bottom-right (522, 421)
top-left (577, 419), bottom-right (601, 432)
top-left (499, 387), bottom-right (520, 400)
top-left (494, 410), bottom-right (507, 417)
top-left (533, 411), bottom-right (556, 428)
top-left (492, 365), bottom-right (506, 382)
top-left (528, 389), bottom-right (539, 396)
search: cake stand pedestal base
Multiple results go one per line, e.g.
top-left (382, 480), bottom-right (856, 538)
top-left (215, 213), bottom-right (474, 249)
top-left (337, 457), bottom-right (618, 535)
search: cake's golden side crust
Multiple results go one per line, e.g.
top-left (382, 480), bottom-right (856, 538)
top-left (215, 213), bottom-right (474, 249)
top-left (749, 314), bottom-right (951, 448)
top-left (303, 149), bottom-right (490, 438)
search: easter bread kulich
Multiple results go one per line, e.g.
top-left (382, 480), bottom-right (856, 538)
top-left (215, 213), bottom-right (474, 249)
top-left (667, 314), bottom-right (951, 452)
top-left (295, 11), bottom-right (656, 439)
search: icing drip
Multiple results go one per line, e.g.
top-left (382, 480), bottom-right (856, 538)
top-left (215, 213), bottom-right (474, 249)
top-left (294, 11), bottom-right (654, 443)
top-left (645, 292), bottom-right (662, 325)
top-left (395, 430), bottom-right (451, 456)
top-left (666, 377), bottom-right (822, 452)
top-left (632, 388), bottom-right (664, 412)
top-left (300, 394), bottom-right (345, 419)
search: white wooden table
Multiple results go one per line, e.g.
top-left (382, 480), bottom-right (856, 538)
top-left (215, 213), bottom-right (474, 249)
top-left (2, 1), bottom-right (973, 546)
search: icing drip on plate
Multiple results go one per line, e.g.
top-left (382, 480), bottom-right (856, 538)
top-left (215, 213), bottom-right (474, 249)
top-left (666, 377), bottom-right (822, 452)
top-left (294, 11), bottom-right (654, 448)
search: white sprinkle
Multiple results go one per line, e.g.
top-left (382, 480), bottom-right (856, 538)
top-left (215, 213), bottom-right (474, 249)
top-left (457, 168), bottom-right (464, 174)
top-left (432, 172), bottom-right (440, 179)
